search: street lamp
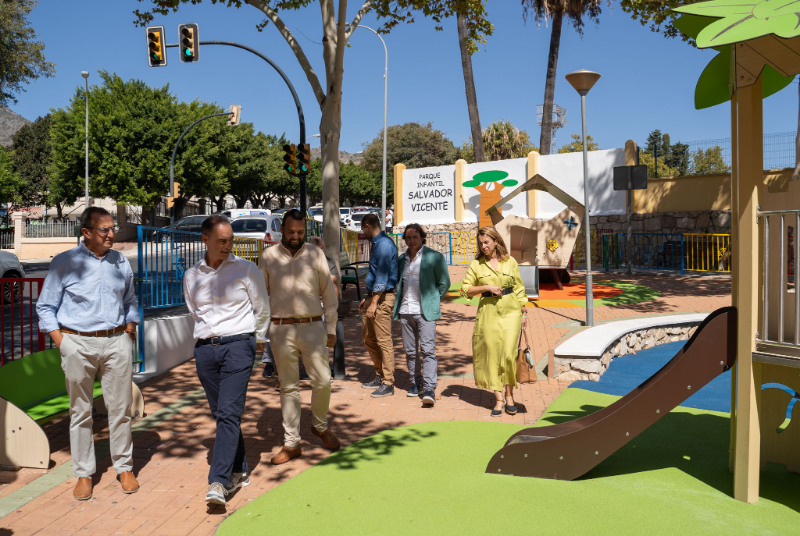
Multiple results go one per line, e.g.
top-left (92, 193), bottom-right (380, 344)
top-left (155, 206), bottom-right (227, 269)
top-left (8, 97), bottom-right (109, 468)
top-left (354, 25), bottom-right (388, 230)
top-left (306, 133), bottom-right (320, 142)
top-left (565, 69), bottom-right (601, 327)
top-left (81, 71), bottom-right (90, 209)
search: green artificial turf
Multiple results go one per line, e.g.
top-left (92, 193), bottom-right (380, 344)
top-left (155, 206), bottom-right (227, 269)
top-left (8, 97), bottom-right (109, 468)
top-left (219, 388), bottom-right (800, 536)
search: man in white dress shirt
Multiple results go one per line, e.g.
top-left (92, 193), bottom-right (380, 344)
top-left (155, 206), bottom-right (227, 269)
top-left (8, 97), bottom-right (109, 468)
top-left (183, 216), bottom-right (270, 505)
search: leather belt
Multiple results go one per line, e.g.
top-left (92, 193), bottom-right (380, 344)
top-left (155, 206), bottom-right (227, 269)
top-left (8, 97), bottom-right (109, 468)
top-left (60, 325), bottom-right (127, 337)
top-left (197, 333), bottom-right (254, 346)
top-left (272, 316), bottom-right (323, 325)
top-left (481, 287), bottom-right (514, 298)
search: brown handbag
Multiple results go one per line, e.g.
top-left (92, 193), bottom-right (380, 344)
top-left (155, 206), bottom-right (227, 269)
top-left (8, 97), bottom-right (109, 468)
top-left (516, 310), bottom-right (537, 384)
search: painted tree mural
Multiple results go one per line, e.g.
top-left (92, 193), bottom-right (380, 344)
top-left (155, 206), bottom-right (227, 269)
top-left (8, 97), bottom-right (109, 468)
top-left (464, 170), bottom-right (518, 227)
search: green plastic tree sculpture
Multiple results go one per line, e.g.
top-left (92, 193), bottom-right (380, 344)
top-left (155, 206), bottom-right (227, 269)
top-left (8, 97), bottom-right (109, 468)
top-left (464, 170), bottom-right (518, 227)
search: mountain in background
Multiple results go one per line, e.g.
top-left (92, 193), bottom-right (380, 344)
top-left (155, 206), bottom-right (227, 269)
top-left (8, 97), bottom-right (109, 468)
top-left (0, 107), bottom-right (32, 147)
top-left (310, 146), bottom-right (362, 164)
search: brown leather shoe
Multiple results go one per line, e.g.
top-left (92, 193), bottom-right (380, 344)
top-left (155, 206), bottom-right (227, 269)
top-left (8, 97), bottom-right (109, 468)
top-left (119, 471), bottom-right (139, 494)
top-left (271, 445), bottom-right (302, 465)
top-left (311, 427), bottom-right (341, 451)
top-left (73, 477), bottom-right (92, 500)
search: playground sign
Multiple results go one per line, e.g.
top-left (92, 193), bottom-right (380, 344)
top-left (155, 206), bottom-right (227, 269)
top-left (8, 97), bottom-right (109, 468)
top-left (401, 165), bottom-right (456, 224)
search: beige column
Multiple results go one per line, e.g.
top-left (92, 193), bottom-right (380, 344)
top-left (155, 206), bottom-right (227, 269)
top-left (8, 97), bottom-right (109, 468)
top-left (731, 75), bottom-right (763, 504)
top-left (454, 159), bottom-right (467, 222)
top-left (393, 163), bottom-right (405, 226)
top-left (12, 212), bottom-right (25, 258)
top-left (527, 151), bottom-right (540, 219)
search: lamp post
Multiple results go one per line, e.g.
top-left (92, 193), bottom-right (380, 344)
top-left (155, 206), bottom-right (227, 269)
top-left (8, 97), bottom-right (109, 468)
top-left (81, 71), bottom-right (90, 209)
top-left (306, 133), bottom-right (320, 142)
top-left (565, 69), bottom-right (601, 327)
top-left (354, 25), bottom-right (388, 230)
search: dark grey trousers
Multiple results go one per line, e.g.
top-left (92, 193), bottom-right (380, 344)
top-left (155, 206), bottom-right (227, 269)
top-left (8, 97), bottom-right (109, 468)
top-left (399, 314), bottom-right (438, 391)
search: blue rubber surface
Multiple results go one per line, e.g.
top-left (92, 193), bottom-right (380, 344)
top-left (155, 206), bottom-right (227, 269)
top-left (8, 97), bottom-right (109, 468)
top-left (570, 341), bottom-right (732, 413)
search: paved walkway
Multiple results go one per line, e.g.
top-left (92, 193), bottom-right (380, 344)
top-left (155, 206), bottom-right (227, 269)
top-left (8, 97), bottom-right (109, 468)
top-left (0, 270), bottom-right (731, 536)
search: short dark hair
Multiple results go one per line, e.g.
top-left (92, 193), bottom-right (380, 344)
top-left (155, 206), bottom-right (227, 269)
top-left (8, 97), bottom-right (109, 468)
top-left (282, 209), bottom-right (305, 226)
top-left (361, 213), bottom-right (380, 229)
top-left (80, 207), bottom-right (111, 231)
top-left (403, 223), bottom-right (427, 244)
top-left (201, 215), bottom-right (230, 235)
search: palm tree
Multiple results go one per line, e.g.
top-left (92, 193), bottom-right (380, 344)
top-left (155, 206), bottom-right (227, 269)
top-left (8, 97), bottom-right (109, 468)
top-left (482, 120), bottom-right (537, 161)
top-left (457, 11), bottom-right (486, 163)
top-left (523, 0), bottom-right (603, 155)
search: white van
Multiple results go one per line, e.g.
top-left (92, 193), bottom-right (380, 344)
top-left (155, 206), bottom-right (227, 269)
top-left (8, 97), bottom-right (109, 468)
top-left (219, 208), bottom-right (271, 219)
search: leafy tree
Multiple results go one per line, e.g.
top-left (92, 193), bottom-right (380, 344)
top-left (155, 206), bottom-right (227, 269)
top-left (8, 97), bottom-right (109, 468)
top-left (482, 120), bottom-right (537, 161)
top-left (0, 146), bottom-right (24, 222)
top-left (362, 122), bottom-right (458, 180)
top-left (522, 0), bottom-right (603, 155)
top-left (638, 151), bottom-right (679, 178)
top-left (665, 140), bottom-right (690, 176)
top-left (10, 114), bottom-right (51, 209)
top-left (456, 139), bottom-right (476, 163)
top-left (0, 0), bottom-right (55, 106)
top-left (644, 129), bottom-right (664, 155)
top-left (691, 146), bottom-right (730, 175)
top-left (307, 158), bottom-right (387, 205)
top-left (134, 0), bottom-right (492, 266)
top-left (558, 133), bottom-right (599, 153)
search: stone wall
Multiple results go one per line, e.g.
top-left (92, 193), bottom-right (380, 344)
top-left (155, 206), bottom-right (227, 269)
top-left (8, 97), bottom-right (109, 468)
top-left (555, 323), bottom-right (701, 382)
top-left (393, 222), bottom-right (478, 236)
top-left (590, 210), bottom-right (731, 235)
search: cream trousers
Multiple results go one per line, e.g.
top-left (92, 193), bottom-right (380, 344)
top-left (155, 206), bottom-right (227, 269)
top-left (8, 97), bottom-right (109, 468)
top-left (60, 331), bottom-right (133, 478)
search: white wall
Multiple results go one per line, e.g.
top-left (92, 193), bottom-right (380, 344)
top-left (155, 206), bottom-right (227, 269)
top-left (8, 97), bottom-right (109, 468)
top-left (537, 148), bottom-right (626, 219)
top-left (138, 313), bottom-right (196, 379)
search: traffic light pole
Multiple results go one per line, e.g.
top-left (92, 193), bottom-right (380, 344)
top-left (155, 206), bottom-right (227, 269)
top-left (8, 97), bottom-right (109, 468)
top-left (166, 40), bottom-right (308, 213)
top-left (170, 112), bottom-right (233, 228)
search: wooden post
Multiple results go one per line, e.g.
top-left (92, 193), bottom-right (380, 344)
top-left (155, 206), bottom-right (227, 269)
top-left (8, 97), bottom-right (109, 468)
top-left (455, 159), bottom-right (467, 222)
top-left (731, 75), bottom-right (763, 504)
top-left (393, 163), bottom-right (405, 227)
top-left (527, 151), bottom-right (540, 220)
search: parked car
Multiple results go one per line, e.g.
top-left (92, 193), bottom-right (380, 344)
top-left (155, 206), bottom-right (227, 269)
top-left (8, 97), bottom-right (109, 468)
top-left (339, 207), bottom-right (352, 224)
top-left (230, 215), bottom-right (283, 246)
top-left (344, 211), bottom-right (371, 231)
top-left (219, 209), bottom-right (271, 219)
top-left (0, 251), bottom-right (25, 302)
top-left (272, 208), bottom-right (290, 218)
top-left (150, 215), bottom-right (210, 242)
top-left (308, 207), bottom-right (324, 223)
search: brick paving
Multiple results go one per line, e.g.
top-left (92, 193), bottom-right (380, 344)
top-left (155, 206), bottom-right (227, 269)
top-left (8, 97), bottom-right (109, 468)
top-left (0, 269), bottom-right (731, 535)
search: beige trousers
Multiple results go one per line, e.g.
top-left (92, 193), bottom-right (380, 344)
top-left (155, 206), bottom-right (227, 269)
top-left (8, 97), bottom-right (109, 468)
top-left (362, 293), bottom-right (396, 385)
top-left (60, 331), bottom-right (134, 478)
top-left (271, 321), bottom-right (331, 447)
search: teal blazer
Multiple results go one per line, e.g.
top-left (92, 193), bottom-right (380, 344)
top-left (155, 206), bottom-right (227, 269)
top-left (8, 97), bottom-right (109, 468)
top-left (392, 246), bottom-right (451, 321)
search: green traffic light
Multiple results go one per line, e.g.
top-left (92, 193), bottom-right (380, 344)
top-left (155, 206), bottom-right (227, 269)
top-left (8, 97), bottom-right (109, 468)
top-left (185, 49), bottom-right (192, 56)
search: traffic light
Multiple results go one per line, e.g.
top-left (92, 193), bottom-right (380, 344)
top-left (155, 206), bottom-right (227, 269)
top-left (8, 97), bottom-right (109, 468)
top-left (167, 182), bottom-right (180, 208)
top-left (178, 23), bottom-right (199, 63)
top-left (146, 26), bottom-right (167, 67)
top-left (283, 144), bottom-right (296, 175)
top-left (228, 105), bottom-right (242, 126)
top-left (296, 144), bottom-right (311, 174)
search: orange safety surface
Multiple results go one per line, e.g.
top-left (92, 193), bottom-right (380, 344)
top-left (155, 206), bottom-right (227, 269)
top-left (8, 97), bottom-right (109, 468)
top-left (535, 283), bottom-right (623, 300)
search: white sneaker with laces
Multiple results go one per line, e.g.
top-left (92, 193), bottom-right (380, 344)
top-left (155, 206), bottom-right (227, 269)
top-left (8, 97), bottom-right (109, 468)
top-left (225, 472), bottom-right (251, 494)
top-left (205, 482), bottom-right (226, 505)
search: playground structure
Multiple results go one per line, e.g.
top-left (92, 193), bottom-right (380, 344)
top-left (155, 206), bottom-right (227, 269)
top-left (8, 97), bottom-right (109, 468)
top-left (487, 173), bottom-right (585, 288)
top-left (487, 0), bottom-right (800, 504)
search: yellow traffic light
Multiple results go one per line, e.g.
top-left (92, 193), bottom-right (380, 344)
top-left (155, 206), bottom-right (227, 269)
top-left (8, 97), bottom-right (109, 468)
top-left (296, 144), bottom-right (311, 174)
top-left (146, 26), bottom-right (167, 67)
top-left (283, 144), bottom-right (296, 175)
top-left (228, 105), bottom-right (242, 126)
top-left (167, 182), bottom-right (181, 208)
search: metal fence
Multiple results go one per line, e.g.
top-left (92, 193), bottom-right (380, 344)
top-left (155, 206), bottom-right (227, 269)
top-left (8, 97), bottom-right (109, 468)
top-left (24, 222), bottom-right (78, 238)
top-left (645, 131), bottom-right (796, 178)
top-left (451, 232), bottom-right (478, 264)
top-left (603, 233), bottom-right (684, 273)
top-left (340, 229), bottom-right (359, 265)
top-left (570, 228), bottom-right (613, 268)
top-left (0, 278), bottom-right (46, 366)
top-left (684, 233), bottom-right (731, 273)
top-left (0, 228), bottom-right (13, 249)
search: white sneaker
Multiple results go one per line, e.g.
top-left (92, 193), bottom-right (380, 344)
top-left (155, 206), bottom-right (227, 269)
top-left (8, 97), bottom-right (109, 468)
top-left (205, 482), bottom-right (226, 505)
top-left (225, 472), bottom-right (251, 494)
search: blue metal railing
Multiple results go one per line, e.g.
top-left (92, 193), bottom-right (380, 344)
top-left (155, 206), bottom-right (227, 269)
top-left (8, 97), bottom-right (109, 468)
top-left (603, 233), bottom-right (684, 274)
top-left (391, 232), bottom-right (452, 261)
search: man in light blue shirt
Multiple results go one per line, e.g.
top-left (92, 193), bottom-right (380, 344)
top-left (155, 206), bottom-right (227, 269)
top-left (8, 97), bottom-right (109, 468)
top-left (37, 207), bottom-right (140, 501)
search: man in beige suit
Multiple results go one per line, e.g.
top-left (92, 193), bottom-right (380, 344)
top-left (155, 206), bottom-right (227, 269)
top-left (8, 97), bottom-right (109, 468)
top-left (259, 209), bottom-right (341, 464)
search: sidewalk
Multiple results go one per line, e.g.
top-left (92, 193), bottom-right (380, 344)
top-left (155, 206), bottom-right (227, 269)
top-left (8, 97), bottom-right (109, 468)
top-left (0, 269), bottom-right (731, 535)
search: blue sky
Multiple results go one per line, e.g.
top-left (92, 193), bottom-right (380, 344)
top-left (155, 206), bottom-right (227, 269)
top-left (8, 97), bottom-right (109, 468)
top-left (11, 0), bottom-right (799, 155)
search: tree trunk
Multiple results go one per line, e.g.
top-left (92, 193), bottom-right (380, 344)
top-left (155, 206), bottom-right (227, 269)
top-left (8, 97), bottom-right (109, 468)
top-left (794, 82), bottom-right (800, 181)
top-left (539, 11), bottom-right (563, 156)
top-left (475, 182), bottom-right (502, 228)
top-left (457, 11), bottom-right (485, 163)
top-left (234, 196), bottom-right (248, 209)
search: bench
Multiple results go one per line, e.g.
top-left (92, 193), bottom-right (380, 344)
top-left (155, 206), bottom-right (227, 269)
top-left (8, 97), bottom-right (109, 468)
top-left (0, 348), bottom-right (145, 469)
top-left (339, 250), bottom-right (369, 300)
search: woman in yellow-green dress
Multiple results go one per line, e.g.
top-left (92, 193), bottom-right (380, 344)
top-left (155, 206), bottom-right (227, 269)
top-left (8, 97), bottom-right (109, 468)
top-left (460, 226), bottom-right (528, 416)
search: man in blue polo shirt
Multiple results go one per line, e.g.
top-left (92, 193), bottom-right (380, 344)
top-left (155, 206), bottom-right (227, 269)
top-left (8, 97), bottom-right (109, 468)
top-left (359, 212), bottom-right (399, 397)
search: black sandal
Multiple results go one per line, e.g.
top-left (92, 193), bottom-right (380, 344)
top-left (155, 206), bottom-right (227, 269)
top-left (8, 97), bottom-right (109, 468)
top-left (491, 403), bottom-right (504, 417)
top-left (505, 398), bottom-right (518, 415)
